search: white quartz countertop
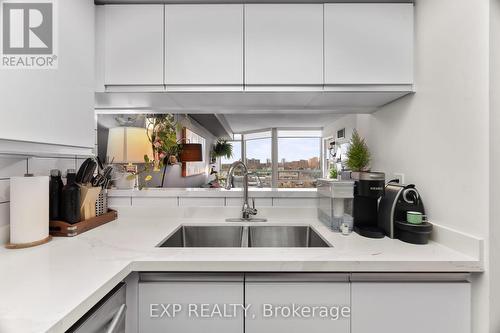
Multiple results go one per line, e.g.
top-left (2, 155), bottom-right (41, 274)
top-left (0, 207), bottom-right (482, 333)
top-left (108, 187), bottom-right (319, 198)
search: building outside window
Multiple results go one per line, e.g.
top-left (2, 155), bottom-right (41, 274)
top-left (277, 130), bottom-right (322, 188)
top-left (219, 130), bottom-right (322, 189)
top-left (244, 131), bottom-right (272, 187)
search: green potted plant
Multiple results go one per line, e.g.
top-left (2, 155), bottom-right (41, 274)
top-left (329, 166), bottom-right (338, 180)
top-left (211, 139), bottom-right (233, 162)
top-left (346, 130), bottom-right (371, 172)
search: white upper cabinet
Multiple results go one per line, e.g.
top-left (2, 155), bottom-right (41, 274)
top-left (244, 4), bottom-right (324, 88)
top-left (104, 5), bottom-right (164, 88)
top-left (164, 5), bottom-right (244, 90)
top-left (324, 4), bottom-right (414, 86)
top-left (0, 0), bottom-right (95, 155)
top-left (97, 3), bottom-right (414, 98)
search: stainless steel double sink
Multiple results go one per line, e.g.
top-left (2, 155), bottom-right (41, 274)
top-left (158, 225), bottom-right (331, 248)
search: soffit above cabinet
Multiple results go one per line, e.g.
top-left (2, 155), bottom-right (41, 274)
top-left (95, 90), bottom-right (412, 114)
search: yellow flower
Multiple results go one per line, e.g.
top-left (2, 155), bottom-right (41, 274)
top-left (145, 175), bottom-right (153, 182)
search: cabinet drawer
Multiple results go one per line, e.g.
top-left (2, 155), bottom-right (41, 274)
top-left (351, 282), bottom-right (471, 333)
top-left (138, 275), bottom-right (244, 333)
top-left (245, 276), bottom-right (350, 333)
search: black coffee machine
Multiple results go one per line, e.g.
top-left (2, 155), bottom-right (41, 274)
top-left (351, 171), bottom-right (386, 238)
top-left (378, 182), bottom-right (426, 238)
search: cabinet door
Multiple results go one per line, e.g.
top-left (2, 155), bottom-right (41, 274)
top-left (351, 282), bottom-right (471, 333)
top-left (324, 4), bottom-right (414, 85)
top-left (0, 0), bottom-right (94, 150)
top-left (165, 5), bottom-right (243, 90)
top-left (104, 5), bottom-right (164, 87)
top-left (244, 4), bottom-right (323, 88)
top-left (138, 273), bottom-right (244, 333)
top-left (245, 274), bottom-right (350, 333)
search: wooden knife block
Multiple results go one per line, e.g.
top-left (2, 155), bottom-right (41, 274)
top-left (80, 185), bottom-right (101, 220)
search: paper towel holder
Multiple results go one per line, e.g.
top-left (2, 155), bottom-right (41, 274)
top-left (5, 174), bottom-right (52, 249)
top-left (5, 235), bottom-right (52, 249)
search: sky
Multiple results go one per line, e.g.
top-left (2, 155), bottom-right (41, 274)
top-left (223, 138), bottom-right (321, 163)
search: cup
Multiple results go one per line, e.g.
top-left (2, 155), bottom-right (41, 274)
top-left (407, 211), bottom-right (426, 225)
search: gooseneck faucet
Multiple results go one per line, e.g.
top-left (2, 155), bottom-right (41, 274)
top-left (225, 161), bottom-right (261, 221)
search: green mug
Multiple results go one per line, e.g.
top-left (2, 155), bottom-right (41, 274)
top-left (407, 211), bottom-right (426, 225)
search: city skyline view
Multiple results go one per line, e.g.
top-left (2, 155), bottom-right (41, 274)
top-left (221, 136), bottom-right (322, 188)
top-left (223, 137), bottom-right (321, 162)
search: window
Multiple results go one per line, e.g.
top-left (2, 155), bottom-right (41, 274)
top-left (223, 129), bottom-right (323, 189)
top-left (220, 140), bottom-right (242, 174)
top-left (277, 130), bottom-right (322, 188)
top-left (244, 131), bottom-right (272, 187)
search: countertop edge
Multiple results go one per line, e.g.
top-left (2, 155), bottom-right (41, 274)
top-left (107, 188), bottom-right (319, 198)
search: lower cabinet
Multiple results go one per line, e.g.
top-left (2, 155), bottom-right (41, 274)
top-left (245, 273), bottom-right (350, 333)
top-left (136, 273), bottom-right (471, 333)
top-left (351, 278), bottom-right (471, 333)
top-left (68, 283), bottom-right (127, 333)
top-left (138, 273), bottom-right (244, 333)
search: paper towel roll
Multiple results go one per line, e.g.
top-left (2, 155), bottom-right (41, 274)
top-left (10, 176), bottom-right (49, 245)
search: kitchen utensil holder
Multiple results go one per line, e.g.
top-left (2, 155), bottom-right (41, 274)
top-left (95, 189), bottom-right (108, 217)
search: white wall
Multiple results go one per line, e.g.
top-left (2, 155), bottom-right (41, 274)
top-left (489, 0), bottom-right (500, 331)
top-left (0, 0), bottom-right (95, 149)
top-left (323, 114), bottom-right (357, 141)
top-left (324, 1), bottom-right (490, 332)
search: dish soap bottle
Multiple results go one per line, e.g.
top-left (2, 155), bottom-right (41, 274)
top-left (49, 169), bottom-right (64, 220)
top-left (61, 169), bottom-right (81, 224)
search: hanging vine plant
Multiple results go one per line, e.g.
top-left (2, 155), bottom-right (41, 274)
top-left (211, 139), bottom-right (233, 159)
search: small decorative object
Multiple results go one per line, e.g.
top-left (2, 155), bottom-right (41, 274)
top-left (168, 155), bottom-right (178, 165)
top-left (211, 139), bottom-right (233, 160)
top-left (346, 130), bottom-right (371, 172)
top-left (341, 222), bottom-right (350, 235)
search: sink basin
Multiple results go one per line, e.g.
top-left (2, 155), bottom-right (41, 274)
top-left (158, 225), bottom-right (331, 248)
top-left (248, 226), bottom-right (330, 247)
top-left (159, 226), bottom-right (244, 247)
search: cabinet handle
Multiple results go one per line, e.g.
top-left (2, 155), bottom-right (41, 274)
top-left (106, 304), bottom-right (126, 333)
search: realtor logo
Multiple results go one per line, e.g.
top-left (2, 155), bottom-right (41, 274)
top-left (1, 0), bottom-right (58, 69)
